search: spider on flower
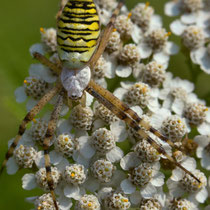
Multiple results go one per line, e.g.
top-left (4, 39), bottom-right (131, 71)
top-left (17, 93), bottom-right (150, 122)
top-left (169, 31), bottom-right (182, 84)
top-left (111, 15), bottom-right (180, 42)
top-left (0, 0), bottom-right (204, 209)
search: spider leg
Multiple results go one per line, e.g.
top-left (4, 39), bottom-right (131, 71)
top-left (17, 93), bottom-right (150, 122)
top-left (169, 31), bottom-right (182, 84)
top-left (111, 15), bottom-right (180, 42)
top-left (86, 80), bottom-right (201, 183)
top-left (89, 0), bottom-right (125, 69)
top-left (33, 52), bottom-right (62, 75)
top-left (0, 83), bottom-right (62, 175)
top-left (43, 91), bottom-right (64, 210)
top-left (88, 80), bottom-right (178, 149)
top-left (56, 0), bottom-right (68, 23)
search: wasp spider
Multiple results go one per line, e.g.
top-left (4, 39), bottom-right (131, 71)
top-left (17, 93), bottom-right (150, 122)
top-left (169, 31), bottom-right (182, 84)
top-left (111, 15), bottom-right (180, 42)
top-left (0, 0), bottom-right (202, 209)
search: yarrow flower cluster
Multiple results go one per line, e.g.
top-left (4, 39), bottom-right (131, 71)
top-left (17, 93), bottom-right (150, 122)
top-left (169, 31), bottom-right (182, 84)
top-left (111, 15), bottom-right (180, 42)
top-left (5, 0), bottom-right (210, 209)
top-left (165, 0), bottom-right (210, 73)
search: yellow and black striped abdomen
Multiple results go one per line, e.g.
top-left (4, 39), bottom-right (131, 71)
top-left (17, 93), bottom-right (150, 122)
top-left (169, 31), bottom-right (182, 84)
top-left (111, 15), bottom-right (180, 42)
top-left (57, 0), bottom-right (100, 70)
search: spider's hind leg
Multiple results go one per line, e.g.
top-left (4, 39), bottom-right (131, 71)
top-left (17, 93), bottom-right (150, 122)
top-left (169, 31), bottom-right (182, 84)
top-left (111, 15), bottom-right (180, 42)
top-left (0, 83), bottom-right (62, 175)
top-left (43, 90), bottom-right (64, 210)
top-left (86, 80), bottom-right (201, 184)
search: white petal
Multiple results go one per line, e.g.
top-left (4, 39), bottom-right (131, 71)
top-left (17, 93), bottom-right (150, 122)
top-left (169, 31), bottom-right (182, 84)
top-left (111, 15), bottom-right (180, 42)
top-left (201, 153), bottom-right (210, 170)
top-left (170, 20), bottom-right (186, 36)
top-left (14, 87), bottom-right (27, 103)
top-left (58, 196), bottom-right (73, 210)
top-left (151, 172), bottom-right (165, 187)
top-left (167, 179), bottom-right (184, 197)
top-left (78, 137), bottom-right (95, 159)
top-left (150, 108), bottom-right (171, 128)
top-left (50, 150), bottom-right (63, 165)
top-left (98, 187), bottom-right (113, 200)
top-left (64, 185), bottom-right (80, 199)
top-left (83, 177), bottom-right (100, 192)
top-left (147, 97), bottom-right (160, 113)
top-left (73, 153), bottom-right (90, 168)
top-left (113, 87), bottom-right (127, 100)
top-left (131, 106), bottom-right (143, 116)
top-left (6, 157), bottom-right (19, 175)
top-left (120, 152), bottom-right (141, 170)
top-left (196, 147), bottom-right (203, 158)
top-left (132, 24), bottom-right (142, 44)
top-left (29, 64), bottom-right (57, 83)
top-left (22, 173), bottom-right (37, 190)
top-left (190, 50), bottom-right (199, 64)
top-left (153, 52), bottom-right (169, 64)
top-left (195, 135), bottom-right (210, 147)
top-left (25, 196), bottom-right (38, 203)
top-left (195, 188), bottom-right (208, 203)
top-left (35, 151), bottom-right (45, 168)
top-left (137, 43), bottom-right (152, 59)
top-left (150, 15), bottom-right (162, 30)
top-left (181, 13), bottom-right (196, 24)
top-left (106, 147), bottom-right (124, 163)
top-left (164, 1), bottom-right (180, 16)
top-left (85, 92), bottom-right (94, 107)
top-left (182, 157), bottom-right (196, 171)
top-left (60, 105), bottom-right (69, 116)
top-left (110, 170), bottom-right (126, 187)
top-left (110, 121), bottom-right (127, 142)
top-left (29, 43), bottom-right (45, 56)
top-left (140, 183), bottom-right (157, 198)
top-left (172, 98), bottom-right (185, 115)
top-left (130, 191), bottom-right (141, 205)
top-left (26, 98), bottom-right (37, 111)
top-left (197, 123), bottom-right (210, 135)
top-left (56, 158), bottom-right (69, 172)
top-left (57, 119), bottom-right (72, 135)
top-left (104, 53), bottom-right (117, 79)
top-left (194, 48), bottom-right (210, 74)
top-left (120, 81), bottom-right (134, 89)
top-left (8, 138), bottom-right (14, 148)
top-left (206, 110), bottom-right (210, 123)
top-left (171, 168), bottom-right (184, 181)
top-left (120, 179), bottom-right (136, 194)
top-left (116, 65), bottom-right (132, 78)
top-left (92, 119), bottom-right (106, 131)
top-left (95, 78), bottom-right (107, 88)
top-left (165, 42), bottom-right (179, 55)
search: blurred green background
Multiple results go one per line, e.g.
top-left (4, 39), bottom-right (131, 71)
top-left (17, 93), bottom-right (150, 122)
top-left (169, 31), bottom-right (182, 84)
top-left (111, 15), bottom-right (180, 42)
top-left (0, 0), bottom-right (210, 209)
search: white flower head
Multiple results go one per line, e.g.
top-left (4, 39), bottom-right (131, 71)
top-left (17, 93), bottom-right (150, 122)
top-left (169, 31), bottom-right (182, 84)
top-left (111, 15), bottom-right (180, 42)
top-left (120, 162), bottom-right (165, 198)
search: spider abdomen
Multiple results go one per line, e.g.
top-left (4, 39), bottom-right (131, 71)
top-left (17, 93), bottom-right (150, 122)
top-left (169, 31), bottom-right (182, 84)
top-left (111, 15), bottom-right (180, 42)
top-left (57, 0), bottom-right (100, 70)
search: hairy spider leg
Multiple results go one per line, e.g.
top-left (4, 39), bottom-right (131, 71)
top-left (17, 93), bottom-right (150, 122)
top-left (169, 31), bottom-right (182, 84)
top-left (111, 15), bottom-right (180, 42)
top-left (43, 91), bottom-right (64, 210)
top-left (86, 80), bottom-right (201, 184)
top-left (0, 83), bottom-right (62, 175)
top-left (88, 80), bottom-right (179, 149)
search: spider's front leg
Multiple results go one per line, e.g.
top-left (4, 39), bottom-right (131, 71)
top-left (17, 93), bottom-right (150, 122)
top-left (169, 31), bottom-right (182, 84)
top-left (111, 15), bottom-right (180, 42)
top-left (0, 83), bottom-right (62, 175)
